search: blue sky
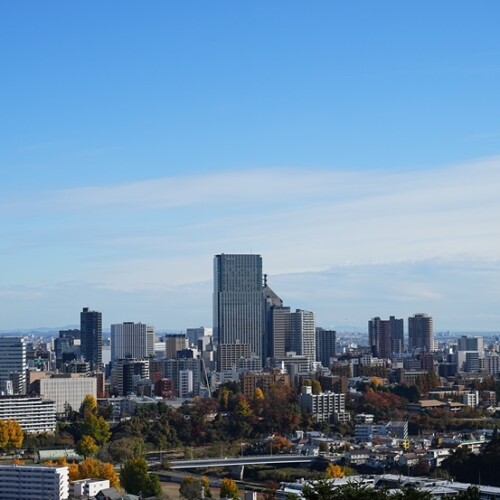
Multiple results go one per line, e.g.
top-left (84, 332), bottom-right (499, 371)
top-left (1, 2), bottom-right (500, 331)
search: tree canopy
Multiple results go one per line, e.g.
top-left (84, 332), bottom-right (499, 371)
top-left (120, 457), bottom-right (162, 498)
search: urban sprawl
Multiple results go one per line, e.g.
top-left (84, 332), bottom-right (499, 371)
top-left (1, 254), bottom-right (499, 499)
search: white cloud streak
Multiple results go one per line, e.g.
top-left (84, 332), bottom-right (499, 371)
top-left (1, 156), bottom-right (500, 329)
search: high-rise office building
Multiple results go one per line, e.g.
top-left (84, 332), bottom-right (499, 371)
top-left (316, 328), bottom-right (336, 367)
top-left (457, 335), bottom-right (483, 352)
top-left (289, 309), bottom-right (316, 365)
top-left (54, 329), bottom-right (80, 369)
top-left (368, 316), bottom-right (403, 359)
top-left (264, 278), bottom-right (283, 359)
top-left (110, 322), bottom-right (154, 365)
top-left (110, 358), bottom-right (150, 396)
top-left (0, 336), bottom-right (27, 395)
top-left (80, 307), bottom-right (102, 370)
top-left (165, 334), bottom-right (188, 359)
top-left (186, 327), bottom-right (212, 348)
top-left (217, 342), bottom-right (252, 371)
top-left (162, 358), bottom-right (202, 396)
top-left (269, 306), bottom-right (291, 358)
top-left (269, 307), bottom-right (317, 366)
top-left (213, 254), bottom-right (265, 363)
top-left (408, 313), bottom-right (433, 352)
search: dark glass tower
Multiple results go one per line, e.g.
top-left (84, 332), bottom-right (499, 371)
top-left (213, 254), bottom-right (265, 363)
top-left (80, 307), bottom-right (102, 371)
top-left (368, 316), bottom-right (403, 359)
top-left (316, 327), bottom-right (336, 367)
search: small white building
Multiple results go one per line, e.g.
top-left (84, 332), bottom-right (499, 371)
top-left (71, 478), bottom-right (110, 498)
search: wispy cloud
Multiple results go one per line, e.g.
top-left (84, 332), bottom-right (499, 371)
top-left (1, 156), bottom-right (500, 329)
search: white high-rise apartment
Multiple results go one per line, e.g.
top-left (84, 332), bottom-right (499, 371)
top-left (110, 322), bottom-right (155, 364)
top-left (0, 464), bottom-right (69, 499)
top-left (213, 254), bottom-right (265, 364)
top-left (0, 336), bottom-right (27, 395)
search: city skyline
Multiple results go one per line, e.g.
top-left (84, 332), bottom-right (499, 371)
top-left (1, 2), bottom-right (500, 331)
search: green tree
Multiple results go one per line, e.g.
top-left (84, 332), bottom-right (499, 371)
top-left (220, 478), bottom-right (239, 500)
top-left (76, 435), bottom-right (98, 458)
top-left (120, 457), bottom-right (162, 498)
top-left (108, 437), bottom-right (145, 463)
top-left (453, 486), bottom-right (481, 500)
top-left (180, 477), bottom-right (199, 499)
top-left (302, 480), bottom-right (388, 500)
top-left (180, 476), bottom-right (204, 499)
top-left (391, 488), bottom-right (432, 500)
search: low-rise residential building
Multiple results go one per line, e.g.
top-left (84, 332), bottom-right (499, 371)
top-left (298, 385), bottom-right (349, 423)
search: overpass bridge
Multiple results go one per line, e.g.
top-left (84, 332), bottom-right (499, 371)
top-left (165, 454), bottom-right (317, 469)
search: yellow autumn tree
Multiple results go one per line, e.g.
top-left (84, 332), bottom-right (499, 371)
top-left (75, 435), bottom-right (98, 458)
top-left (43, 456), bottom-right (118, 488)
top-left (325, 464), bottom-right (345, 478)
top-left (5, 420), bottom-right (24, 449)
top-left (78, 458), bottom-right (119, 488)
top-left (100, 461), bottom-right (120, 488)
top-left (254, 387), bottom-right (264, 400)
top-left (220, 478), bottom-right (239, 500)
top-left (0, 421), bottom-right (9, 449)
top-left (68, 463), bottom-right (80, 481)
top-left (80, 394), bottom-right (97, 416)
top-left (325, 464), bottom-right (352, 479)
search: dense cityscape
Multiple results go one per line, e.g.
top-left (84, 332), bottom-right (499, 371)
top-left (0, 254), bottom-right (499, 499)
top-left (3, 1), bottom-right (500, 499)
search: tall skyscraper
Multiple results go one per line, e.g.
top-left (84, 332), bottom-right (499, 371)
top-left (0, 336), bottom-right (27, 395)
top-left (110, 322), bottom-right (154, 365)
top-left (80, 307), bottom-right (102, 371)
top-left (213, 254), bottom-right (265, 363)
top-left (408, 313), bottom-right (433, 352)
top-left (316, 328), bottom-right (336, 367)
top-left (289, 309), bottom-right (316, 365)
top-left (368, 316), bottom-right (403, 359)
top-left (269, 306), bottom-right (291, 358)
